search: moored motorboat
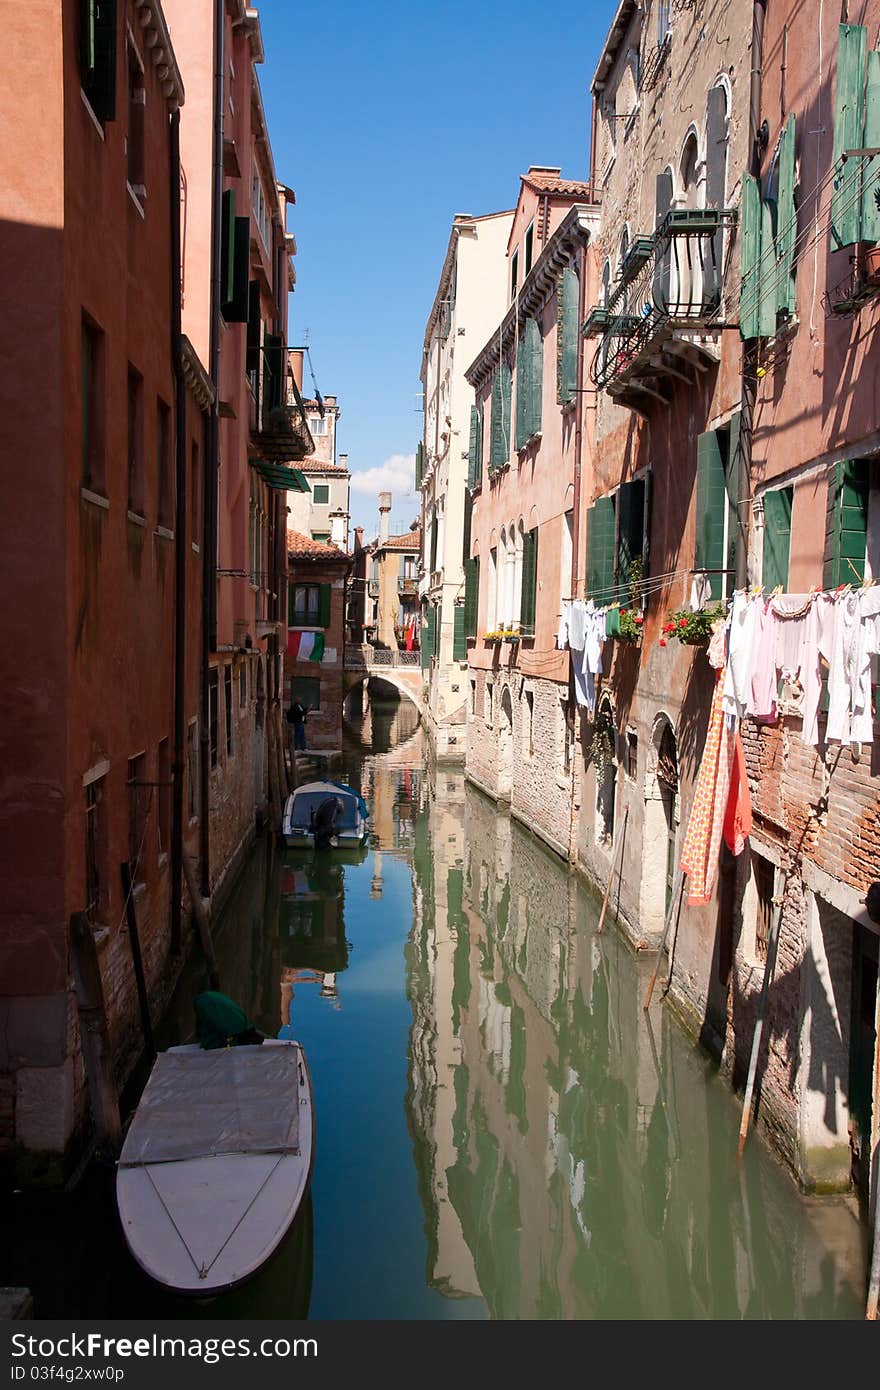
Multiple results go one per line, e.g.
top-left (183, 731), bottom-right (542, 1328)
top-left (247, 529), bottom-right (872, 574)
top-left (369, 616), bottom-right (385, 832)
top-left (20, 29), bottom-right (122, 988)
top-left (281, 779), bottom-right (369, 850)
top-left (116, 1038), bottom-right (313, 1296)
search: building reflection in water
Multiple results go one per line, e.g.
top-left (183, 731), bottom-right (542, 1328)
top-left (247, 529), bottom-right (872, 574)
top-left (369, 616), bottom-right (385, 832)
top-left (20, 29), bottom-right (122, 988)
top-left (279, 856), bottom-right (351, 1020)
top-left (405, 774), bottom-right (867, 1319)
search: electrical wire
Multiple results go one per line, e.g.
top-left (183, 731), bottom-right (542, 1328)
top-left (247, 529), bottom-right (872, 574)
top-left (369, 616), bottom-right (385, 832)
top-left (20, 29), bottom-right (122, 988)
top-left (115, 787), bottom-right (155, 935)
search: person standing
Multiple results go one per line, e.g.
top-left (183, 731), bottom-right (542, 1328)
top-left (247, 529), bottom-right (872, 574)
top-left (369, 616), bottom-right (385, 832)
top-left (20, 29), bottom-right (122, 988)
top-left (287, 697), bottom-right (308, 751)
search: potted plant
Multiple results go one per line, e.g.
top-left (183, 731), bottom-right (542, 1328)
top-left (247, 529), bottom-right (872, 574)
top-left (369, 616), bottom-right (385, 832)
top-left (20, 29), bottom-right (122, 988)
top-left (618, 609), bottom-right (644, 642)
top-left (658, 603), bottom-right (726, 647)
top-left (588, 710), bottom-right (615, 781)
top-left (484, 629), bottom-right (503, 644)
top-left (502, 626), bottom-right (521, 644)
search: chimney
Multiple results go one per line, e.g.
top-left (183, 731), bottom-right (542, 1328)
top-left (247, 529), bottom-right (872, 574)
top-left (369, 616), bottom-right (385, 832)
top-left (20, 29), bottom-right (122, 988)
top-left (289, 350), bottom-right (304, 392)
top-left (378, 491), bottom-right (391, 543)
top-left (339, 453), bottom-right (348, 470)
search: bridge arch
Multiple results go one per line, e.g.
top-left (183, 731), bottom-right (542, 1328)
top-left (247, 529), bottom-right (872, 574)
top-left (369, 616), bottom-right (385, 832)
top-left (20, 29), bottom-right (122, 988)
top-left (342, 669), bottom-right (426, 720)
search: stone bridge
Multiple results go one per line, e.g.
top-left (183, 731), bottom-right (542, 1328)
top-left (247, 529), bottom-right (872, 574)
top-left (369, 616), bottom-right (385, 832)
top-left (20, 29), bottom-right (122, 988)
top-left (343, 645), bottom-right (426, 717)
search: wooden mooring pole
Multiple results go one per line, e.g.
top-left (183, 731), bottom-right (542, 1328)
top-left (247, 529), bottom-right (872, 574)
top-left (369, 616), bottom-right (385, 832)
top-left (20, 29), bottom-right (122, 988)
top-left (69, 913), bottom-right (121, 1153)
top-left (120, 861), bottom-right (156, 1064)
top-left (737, 873), bottom-right (788, 1159)
top-left (643, 870), bottom-right (684, 1012)
top-left (597, 807), bottom-right (628, 936)
top-left (181, 854), bottom-right (219, 991)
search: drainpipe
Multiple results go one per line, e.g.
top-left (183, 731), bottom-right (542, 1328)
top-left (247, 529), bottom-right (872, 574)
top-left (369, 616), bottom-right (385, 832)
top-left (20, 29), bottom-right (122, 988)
top-left (170, 107), bottom-right (186, 955)
top-left (199, 0), bottom-right (225, 895)
top-left (737, 0), bottom-right (768, 589)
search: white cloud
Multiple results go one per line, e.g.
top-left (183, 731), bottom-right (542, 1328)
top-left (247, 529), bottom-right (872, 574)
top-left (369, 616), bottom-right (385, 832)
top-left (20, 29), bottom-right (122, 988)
top-left (349, 453), bottom-right (417, 502)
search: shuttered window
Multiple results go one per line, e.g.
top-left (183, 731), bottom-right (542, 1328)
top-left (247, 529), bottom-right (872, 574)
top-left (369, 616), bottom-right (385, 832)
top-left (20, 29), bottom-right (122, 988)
top-left (223, 217), bottom-right (251, 324)
top-left (80, 0), bottom-right (117, 123)
top-left (616, 476), bottom-right (649, 595)
top-left (462, 486), bottom-right (472, 565)
top-left (832, 24), bottom-right (868, 249)
top-left (489, 364), bottom-right (512, 472)
top-left (453, 605), bottom-right (467, 662)
top-left (317, 583), bottom-right (332, 628)
top-left (467, 404), bottom-right (483, 488)
top-left (515, 319), bottom-right (542, 449)
top-left (421, 606), bottom-right (437, 669)
top-left (761, 487), bottom-right (792, 589)
top-left (758, 198), bottom-right (778, 338)
top-left (823, 461), bottom-right (869, 587)
top-left (695, 425), bottom-right (738, 600)
top-left (558, 268), bottom-right (579, 403)
top-left (704, 85), bottom-right (728, 305)
top-left (862, 52), bottom-right (880, 241)
top-left (653, 171), bottom-right (674, 311)
top-left (463, 557), bottom-right (479, 641)
top-left (246, 281), bottom-right (261, 374)
top-left (775, 116), bottom-right (797, 316)
top-left (264, 334), bottom-right (283, 412)
top-left (520, 527), bottom-right (539, 636)
top-left (415, 443), bottom-right (424, 490)
top-left (586, 497), bottom-right (616, 607)
top-left (429, 515), bottom-right (438, 572)
top-left (220, 190), bottom-right (237, 310)
top-left (740, 173), bottom-right (762, 341)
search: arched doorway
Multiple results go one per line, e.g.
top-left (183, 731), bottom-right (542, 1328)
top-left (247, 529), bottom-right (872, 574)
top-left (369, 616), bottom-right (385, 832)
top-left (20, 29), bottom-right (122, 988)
top-left (498, 686), bottom-right (514, 802)
top-left (641, 715), bottom-right (679, 936)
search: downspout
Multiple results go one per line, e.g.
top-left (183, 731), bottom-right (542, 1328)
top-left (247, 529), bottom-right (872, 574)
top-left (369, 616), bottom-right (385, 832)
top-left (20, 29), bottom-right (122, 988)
top-left (737, 0), bottom-right (768, 589)
top-left (170, 107), bottom-right (186, 955)
top-left (200, 0), bottom-right (225, 895)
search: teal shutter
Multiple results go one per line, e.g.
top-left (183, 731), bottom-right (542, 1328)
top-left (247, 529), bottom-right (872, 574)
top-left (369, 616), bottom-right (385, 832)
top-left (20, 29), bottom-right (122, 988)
top-left (220, 190), bottom-right (237, 308)
top-left (558, 268), bottom-right (578, 403)
top-left (246, 281), bottom-right (261, 373)
top-left (695, 429), bottom-right (728, 599)
top-left (462, 486), bottom-right (472, 564)
top-left (429, 515), bottom-right (438, 572)
top-left (653, 171), bottom-right (674, 311)
top-left (862, 52), bottom-right (880, 242)
top-left (490, 362), bottom-right (511, 468)
top-left (264, 334), bottom-right (283, 410)
top-left (727, 410), bottom-right (744, 584)
top-left (823, 461), bottom-right (869, 587)
top-left (489, 371), bottom-right (502, 471)
top-left (831, 24), bottom-right (868, 249)
top-left (468, 405), bottom-right (479, 486)
top-left (704, 85), bottom-right (728, 304)
top-left (527, 318), bottom-right (542, 438)
top-left (617, 479), bottom-right (646, 591)
top-left (762, 487), bottom-right (793, 589)
top-left (515, 332), bottom-right (528, 451)
top-left (453, 605), bottom-right (467, 662)
top-left (758, 198), bottom-right (778, 337)
top-left (317, 583), bottom-right (331, 628)
top-left (81, 0), bottom-right (117, 122)
top-left (224, 217), bottom-right (251, 323)
top-left (415, 443), bottom-right (424, 490)
top-left (474, 403), bottom-right (483, 486)
top-left (775, 116), bottom-right (798, 316)
top-left (520, 527), bottom-right (538, 635)
top-left (421, 607), bottom-right (437, 668)
top-left (463, 557), bottom-right (479, 639)
top-left (740, 173), bottom-right (761, 340)
top-left (587, 496), bottom-right (616, 606)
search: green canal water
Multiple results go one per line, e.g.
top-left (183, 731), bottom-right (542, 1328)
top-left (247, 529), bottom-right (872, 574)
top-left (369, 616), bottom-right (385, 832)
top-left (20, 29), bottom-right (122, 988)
top-left (3, 701), bottom-right (869, 1318)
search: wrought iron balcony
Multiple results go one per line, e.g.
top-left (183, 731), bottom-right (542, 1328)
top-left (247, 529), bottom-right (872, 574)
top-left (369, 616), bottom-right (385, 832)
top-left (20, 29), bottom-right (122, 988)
top-left (584, 207), bottom-right (737, 408)
top-left (368, 579), bottom-right (379, 598)
top-left (397, 576), bottom-right (418, 595)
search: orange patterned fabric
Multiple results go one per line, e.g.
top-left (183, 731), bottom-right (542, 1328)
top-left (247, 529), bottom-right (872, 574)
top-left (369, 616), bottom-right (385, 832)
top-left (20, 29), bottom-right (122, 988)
top-left (679, 669), bottom-right (735, 906)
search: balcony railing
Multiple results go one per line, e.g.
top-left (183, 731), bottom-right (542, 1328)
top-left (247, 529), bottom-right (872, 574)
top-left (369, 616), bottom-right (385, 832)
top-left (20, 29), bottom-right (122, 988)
top-left (584, 206), bottom-right (737, 407)
top-left (397, 576), bottom-right (418, 595)
top-left (368, 579), bottom-right (379, 597)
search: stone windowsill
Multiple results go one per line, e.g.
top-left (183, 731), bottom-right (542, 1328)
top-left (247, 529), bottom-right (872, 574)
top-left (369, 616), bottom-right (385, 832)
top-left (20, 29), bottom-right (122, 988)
top-left (155, 525), bottom-right (174, 541)
top-left (81, 487), bottom-right (109, 510)
top-left (127, 510), bottom-right (146, 527)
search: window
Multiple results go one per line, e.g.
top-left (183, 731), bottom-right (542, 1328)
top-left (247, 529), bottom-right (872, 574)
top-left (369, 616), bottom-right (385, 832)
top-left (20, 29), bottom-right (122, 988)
top-left (311, 416), bottom-right (327, 436)
top-left (311, 532), bottom-right (331, 544)
top-left (627, 728), bottom-right (638, 779)
top-left (558, 267), bottom-right (579, 404)
top-left (468, 402), bottom-right (484, 488)
top-left (79, 0), bottom-right (117, 123)
top-left (616, 474), bottom-right (651, 602)
top-left (657, 0), bottom-right (671, 44)
top-left (157, 738), bottom-right (170, 860)
top-left (485, 680), bottom-right (493, 726)
top-left (84, 773), bottom-right (107, 925)
top-left (524, 222), bottom-right (534, 278)
top-left (585, 495), bottom-right (617, 606)
top-left (824, 461), bottom-right (870, 587)
top-left (191, 436), bottom-right (201, 546)
top-left (208, 669), bottom-right (219, 768)
top-left (694, 418), bottom-right (742, 601)
top-left (127, 753), bottom-right (148, 887)
top-left (187, 719), bottom-right (198, 820)
top-left (127, 365), bottom-right (144, 514)
top-left (561, 699), bottom-right (574, 778)
top-left (291, 676), bottom-right (321, 710)
top-left (470, 679), bottom-right (476, 715)
top-left (81, 316), bottom-right (105, 492)
top-left (156, 399), bottom-right (172, 528)
top-left (313, 483), bottom-right (330, 504)
top-left (127, 43), bottom-right (145, 195)
top-left (762, 486), bottom-right (793, 588)
top-left (488, 546), bottom-right (498, 630)
top-left (289, 583), bottom-right (331, 627)
top-left (523, 689), bottom-right (534, 758)
top-left (252, 169), bottom-right (271, 248)
top-left (753, 853), bottom-right (775, 963)
top-left (224, 666), bottom-right (233, 757)
top-left (489, 363), bottom-right (512, 471)
top-left (463, 557), bottom-right (479, 643)
top-left (510, 248), bottom-right (519, 302)
top-left (520, 526), bottom-right (538, 636)
top-left (239, 661), bottom-right (247, 710)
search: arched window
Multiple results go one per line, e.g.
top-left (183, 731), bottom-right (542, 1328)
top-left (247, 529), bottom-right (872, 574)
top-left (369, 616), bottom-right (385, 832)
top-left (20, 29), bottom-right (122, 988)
top-left (601, 259), bottom-right (612, 307)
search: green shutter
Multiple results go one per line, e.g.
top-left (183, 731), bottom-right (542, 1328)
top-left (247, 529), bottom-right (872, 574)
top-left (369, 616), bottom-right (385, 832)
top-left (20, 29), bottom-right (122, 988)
top-left (474, 403), bottom-right (483, 486)
top-left (520, 527), bottom-right (539, 635)
top-left (468, 405), bottom-right (479, 486)
top-left (265, 333), bottom-right (283, 410)
top-left (415, 442), bottom-right (424, 490)
top-left (453, 605), bottom-right (467, 662)
top-left (775, 116), bottom-right (798, 316)
top-left (617, 479), bottom-right (646, 591)
top-left (740, 173), bottom-right (761, 340)
top-left (705, 85), bottom-right (728, 304)
top-left (558, 268), bottom-right (578, 403)
top-left (489, 371), bottom-right (502, 471)
top-left (223, 216), bottom-right (251, 323)
top-left (429, 516), bottom-right (438, 572)
top-left (317, 583), bottom-right (332, 628)
top-left (831, 24), bottom-right (868, 249)
top-left (81, 0), bottom-right (117, 123)
top-left (220, 189), bottom-right (237, 307)
top-left (527, 317), bottom-right (542, 438)
top-left (515, 330), bottom-right (528, 451)
top-left (462, 486), bottom-right (472, 565)
top-left (695, 429), bottom-right (727, 599)
top-left (862, 52), bottom-right (880, 242)
top-left (587, 496), bottom-right (615, 606)
top-left (762, 487), bottom-right (792, 589)
top-left (823, 461), bottom-right (869, 587)
top-left (727, 410), bottom-right (744, 584)
top-left (500, 362), bottom-right (511, 464)
top-left (463, 557), bottom-right (479, 639)
top-left (421, 606), bottom-right (437, 669)
top-left (246, 281), bottom-right (261, 373)
top-left (758, 198), bottom-right (778, 337)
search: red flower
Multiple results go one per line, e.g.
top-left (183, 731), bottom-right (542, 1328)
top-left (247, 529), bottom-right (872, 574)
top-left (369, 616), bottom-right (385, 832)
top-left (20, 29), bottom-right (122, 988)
top-left (659, 637), bottom-right (667, 647)
top-left (634, 614), bottom-right (643, 625)
top-left (679, 617), bottom-right (688, 629)
top-left (662, 622), bottom-right (675, 634)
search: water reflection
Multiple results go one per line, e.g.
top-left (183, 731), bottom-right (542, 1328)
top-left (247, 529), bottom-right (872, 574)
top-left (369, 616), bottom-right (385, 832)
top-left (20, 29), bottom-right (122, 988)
top-left (407, 774), bottom-right (867, 1319)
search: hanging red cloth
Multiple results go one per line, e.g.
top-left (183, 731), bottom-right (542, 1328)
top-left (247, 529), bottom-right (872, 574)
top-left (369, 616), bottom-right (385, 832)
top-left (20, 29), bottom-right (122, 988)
top-left (723, 730), bottom-right (753, 856)
top-left (405, 618), bottom-right (415, 652)
top-left (287, 630), bottom-right (303, 659)
top-left (679, 669), bottom-right (734, 906)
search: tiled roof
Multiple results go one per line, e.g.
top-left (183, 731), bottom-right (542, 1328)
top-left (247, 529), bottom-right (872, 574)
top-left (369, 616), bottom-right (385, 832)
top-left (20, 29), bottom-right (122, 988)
top-left (522, 171), bottom-right (593, 197)
top-left (379, 528), bottom-right (421, 551)
top-left (300, 459), bottom-right (349, 475)
top-left (287, 531), bottom-right (347, 560)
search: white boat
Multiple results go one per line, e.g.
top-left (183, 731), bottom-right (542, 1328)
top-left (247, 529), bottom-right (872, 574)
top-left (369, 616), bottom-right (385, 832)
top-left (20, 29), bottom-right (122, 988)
top-left (281, 779), bottom-right (369, 850)
top-left (116, 1040), bottom-right (313, 1296)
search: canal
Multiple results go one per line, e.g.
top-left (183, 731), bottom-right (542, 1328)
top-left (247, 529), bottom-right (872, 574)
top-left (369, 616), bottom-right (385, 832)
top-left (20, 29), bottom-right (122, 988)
top-left (3, 700), bottom-right (869, 1318)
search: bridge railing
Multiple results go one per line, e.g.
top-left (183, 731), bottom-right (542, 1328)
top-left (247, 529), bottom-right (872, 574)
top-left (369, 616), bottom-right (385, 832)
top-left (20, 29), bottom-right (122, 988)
top-left (344, 644), bottom-right (421, 670)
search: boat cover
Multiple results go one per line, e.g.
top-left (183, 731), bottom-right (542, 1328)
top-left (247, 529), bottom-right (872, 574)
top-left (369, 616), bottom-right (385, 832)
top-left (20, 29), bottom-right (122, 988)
top-left (119, 1045), bottom-right (299, 1166)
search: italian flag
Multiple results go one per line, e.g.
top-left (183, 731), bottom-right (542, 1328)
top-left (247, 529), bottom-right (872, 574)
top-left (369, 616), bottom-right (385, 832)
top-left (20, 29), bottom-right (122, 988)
top-left (287, 631), bottom-right (325, 662)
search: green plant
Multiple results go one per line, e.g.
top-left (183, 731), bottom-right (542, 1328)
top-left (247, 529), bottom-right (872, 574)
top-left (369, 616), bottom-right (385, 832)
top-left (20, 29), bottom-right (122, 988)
top-left (588, 711), bottom-right (615, 781)
top-left (659, 602), bottom-right (726, 647)
top-left (627, 554), bottom-right (644, 607)
top-left (618, 608), bottom-right (644, 641)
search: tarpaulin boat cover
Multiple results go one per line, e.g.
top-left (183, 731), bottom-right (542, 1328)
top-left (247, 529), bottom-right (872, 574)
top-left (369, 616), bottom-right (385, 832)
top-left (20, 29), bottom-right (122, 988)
top-left (119, 1046), bottom-right (299, 1166)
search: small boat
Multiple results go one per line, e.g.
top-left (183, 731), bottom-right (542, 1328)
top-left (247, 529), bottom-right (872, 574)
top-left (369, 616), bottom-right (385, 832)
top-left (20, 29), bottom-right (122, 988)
top-left (116, 1037), bottom-right (313, 1296)
top-left (281, 779), bottom-right (369, 850)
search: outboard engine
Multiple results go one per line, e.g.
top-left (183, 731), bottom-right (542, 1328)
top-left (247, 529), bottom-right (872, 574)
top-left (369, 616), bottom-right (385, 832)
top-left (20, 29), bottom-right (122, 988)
top-left (313, 795), bottom-right (342, 851)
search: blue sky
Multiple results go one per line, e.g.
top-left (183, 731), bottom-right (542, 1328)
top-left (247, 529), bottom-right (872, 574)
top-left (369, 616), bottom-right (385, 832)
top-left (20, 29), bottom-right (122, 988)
top-left (257, 0), bottom-right (606, 536)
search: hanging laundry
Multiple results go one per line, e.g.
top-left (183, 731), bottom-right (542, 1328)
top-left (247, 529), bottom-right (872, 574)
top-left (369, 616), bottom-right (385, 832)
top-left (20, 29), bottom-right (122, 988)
top-left (707, 617), bottom-right (728, 671)
top-left (770, 593), bottom-right (813, 685)
top-left (557, 601), bottom-right (572, 650)
top-left (801, 592), bottom-right (835, 746)
top-left (605, 607), bottom-right (621, 638)
top-left (680, 670), bottom-right (734, 906)
top-left (567, 600), bottom-right (587, 651)
top-left (287, 630), bottom-right (303, 660)
top-left (825, 590), bottom-right (874, 745)
top-left (723, 731), bottom-right (753, 856)
top-left (689, 572), bottom-right (712, 612)
top-left (746, 598), bottom-right (777, 721)
top-left (722, 591), bottom-right (757, 720)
